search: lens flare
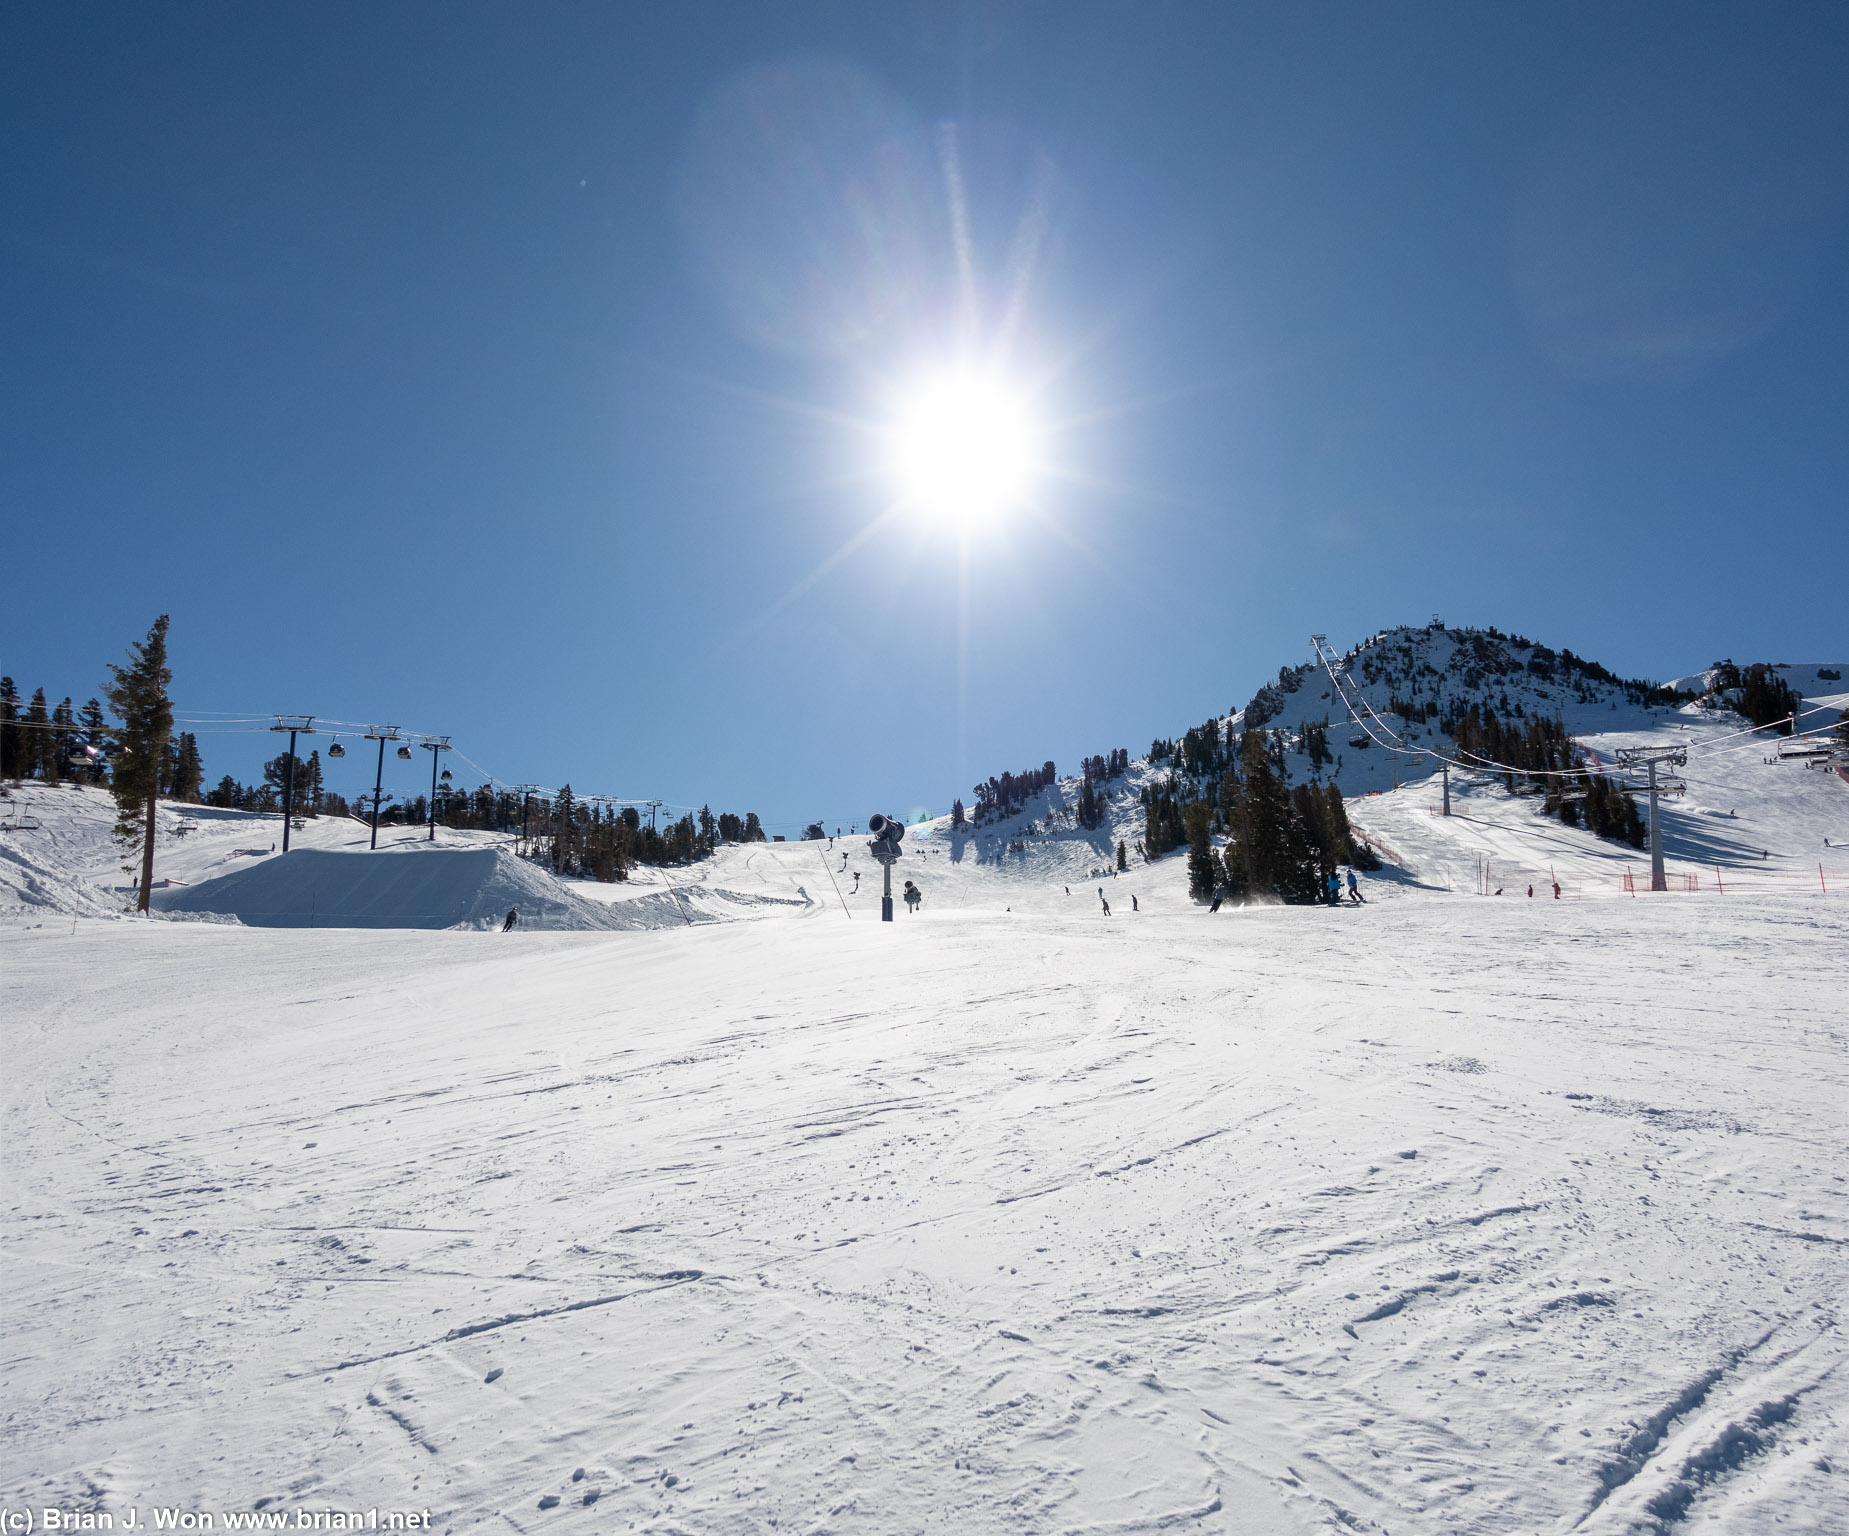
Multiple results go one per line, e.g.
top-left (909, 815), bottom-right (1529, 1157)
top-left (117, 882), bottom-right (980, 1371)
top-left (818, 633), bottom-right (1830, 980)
top-left (892, 370), bottom-right (1037, 524)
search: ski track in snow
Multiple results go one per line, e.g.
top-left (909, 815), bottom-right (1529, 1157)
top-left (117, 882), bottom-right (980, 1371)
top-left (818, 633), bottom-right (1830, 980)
top-left (5, 892), bottom-right (1846, 1534)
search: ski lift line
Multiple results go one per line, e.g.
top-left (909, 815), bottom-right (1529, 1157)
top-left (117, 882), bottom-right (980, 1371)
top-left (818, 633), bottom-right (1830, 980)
top-left (1680, 702), bottom-right (1842, 756)
top-left (1312, 636), bottom-right (1759, 787)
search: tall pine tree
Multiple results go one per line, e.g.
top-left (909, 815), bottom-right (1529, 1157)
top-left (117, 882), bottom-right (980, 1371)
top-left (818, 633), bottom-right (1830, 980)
top-left (103, 615), bottom-right (173, 912)
top-left (78, 698), bottom-right (110, 783)
top-left (23, 689), bottom-right (50, 780)
top-left (1183, 801), bottom-right (1217, 902)
top-left (0, 678), bottom-right (20, 780)
top-left (171, 732), bottom-right (203, 802)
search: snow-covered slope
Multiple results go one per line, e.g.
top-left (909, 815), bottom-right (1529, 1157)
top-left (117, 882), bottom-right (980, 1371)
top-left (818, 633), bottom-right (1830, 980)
top-left (150, 846), bottom-right (681, 931)
top-left (4, 879), bottom-right (1844, 1532)
top-left (0, 788), bottom-right (692, 932)
top-left (4, 632), bottom-right (1847, 1533)
top-left (897, 627), bottom-right (1848, 908)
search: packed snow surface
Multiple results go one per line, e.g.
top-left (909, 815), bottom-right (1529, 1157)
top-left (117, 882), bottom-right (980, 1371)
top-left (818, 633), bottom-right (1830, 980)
top-left (6, 872), bottom-right (1847, 1532)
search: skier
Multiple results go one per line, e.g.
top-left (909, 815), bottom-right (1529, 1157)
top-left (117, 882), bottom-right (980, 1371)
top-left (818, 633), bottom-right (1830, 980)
top-left (501, 908), bottom-right (518, 932)
top-left (1099, 887), bottom-right (1111, 917)
top-left (1347, 871), bottom-right (1362, 904)
top-left (1132, 894), bottom-right (1139, 911)
top-left (852, 871), bottom-right (861, 893)
top-left (1527, 884), bottom-right (1534, 898)
top-left (1208, 890), bottom-right (1223, 914)
top-left (903, 880), bottom-right (922, 914)
top-left (1326, 871), bottom-right (1341, 904)
top-left (1552, 880), bottom-right (1561, 899)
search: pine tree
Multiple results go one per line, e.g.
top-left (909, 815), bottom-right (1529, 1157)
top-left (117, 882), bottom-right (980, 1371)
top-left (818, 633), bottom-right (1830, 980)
top-left (950, 798), bottom-right (966, 831)
top-left (103, 615), bottom-right (174, 912)
top-left (0, 678), bottom-right (19, 780)
top-left (1184, 801), bottom-right (1217, 902)
top-left (172, 732), bottom-right (203, 802)
top-left (262, 752), bottom-right (308, 813)
top-left (23, 689), bottom-right (50, 780)
top-left (301, 750), bottom-right (323, 815)
top-left (78, 698), bottom-right (110, 783)
top-left (1232, 729), bottom-right (1318, 903)
top-left (743, 812), bottom-right (765, 842)
top-left (50, 697), bottom-right (80, 783)
top-left (553, 784), bottom-right (578, 872)
top-left (1116, 839), bottom-right (1128, 871)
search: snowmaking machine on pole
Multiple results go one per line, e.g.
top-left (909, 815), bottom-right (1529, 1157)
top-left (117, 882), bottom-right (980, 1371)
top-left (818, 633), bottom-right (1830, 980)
top-left (866, 813), bottom-right (905, 922)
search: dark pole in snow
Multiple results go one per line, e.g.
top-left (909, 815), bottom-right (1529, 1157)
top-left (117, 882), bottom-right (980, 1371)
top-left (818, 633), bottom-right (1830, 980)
top-left (420, 736), bottom-right (450, 843)
top-left (371, 734), bottom-right (385, 849)
top-left (283, 729), bottom-right (297, 848)
top-left (270, 716), bottom-right (316, 853)
top-left (363, 726), bottom-right (400, 850)
top-left (1647, 758), bottom-right (1664, 893)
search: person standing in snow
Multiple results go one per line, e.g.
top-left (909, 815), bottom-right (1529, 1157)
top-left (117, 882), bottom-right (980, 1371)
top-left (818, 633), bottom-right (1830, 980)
top-left (903, 880), bottom-right (921, 913)
top-left (1347, 871), bottom-right (1362, 904)
top-left (1132, 894), bottom-right (1139, 911)
top-left (1099, 887), bottom-right (1111, 916)
top-left (501, 908), bottom-right (518, 932)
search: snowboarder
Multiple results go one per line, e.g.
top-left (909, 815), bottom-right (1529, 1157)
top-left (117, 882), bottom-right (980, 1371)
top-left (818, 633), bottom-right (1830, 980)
top-left (501, 908), bottom-right (518, 932)
top-left (1552, 881), bottom-right (1561, 899)
top-left (1209, 891), bottom-right (1223, 913)
top-left (903, 880), bottom-right (921, 913)
top-left (1132, 894), bottom-right (1139, 911)
top-left (851, 871), bottom-right (861, 892)
top-left (1527, 884), bottom-right (1534, 898)
top-left (1099, 887), bottom-right (1111, 916)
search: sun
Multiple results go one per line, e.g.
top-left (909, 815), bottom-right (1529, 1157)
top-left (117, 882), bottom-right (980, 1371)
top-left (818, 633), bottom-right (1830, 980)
top-left (891, 370), bottom-right (1038, 525)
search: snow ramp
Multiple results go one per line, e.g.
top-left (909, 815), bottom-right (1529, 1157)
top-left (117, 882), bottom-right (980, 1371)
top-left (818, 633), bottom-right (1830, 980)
top-left (151, 846), bottom-right (683, 931)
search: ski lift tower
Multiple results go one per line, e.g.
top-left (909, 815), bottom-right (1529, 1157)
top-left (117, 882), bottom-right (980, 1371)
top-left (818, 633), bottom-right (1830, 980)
top-left (419, 735), bottom-right (451, 842)
top-left (270, 715), bottom-right (317, 852)
top-left (362, 726), bottom-right (403, 850)
top-left (866, 813), bottom-right (905, 921)
top-left (1614, 744), bottom-right (1687, 891)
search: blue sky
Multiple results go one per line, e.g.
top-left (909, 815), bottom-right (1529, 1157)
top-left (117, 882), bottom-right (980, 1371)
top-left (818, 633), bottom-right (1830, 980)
top-left (4, 3), bottom-right (1845, 833)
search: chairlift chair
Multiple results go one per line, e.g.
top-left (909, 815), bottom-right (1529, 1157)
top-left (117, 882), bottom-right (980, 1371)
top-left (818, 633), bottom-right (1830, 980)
top-left (397, 745), bottom-right (413, 760)
top-left (440, 768), bottom-right (452, 782)
top-left (328, 737), bottom-right (346, 758)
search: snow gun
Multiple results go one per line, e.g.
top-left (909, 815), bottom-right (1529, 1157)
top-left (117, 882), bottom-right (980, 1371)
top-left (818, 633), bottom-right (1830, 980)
top-left (866, 813), bottom-right (905, 921)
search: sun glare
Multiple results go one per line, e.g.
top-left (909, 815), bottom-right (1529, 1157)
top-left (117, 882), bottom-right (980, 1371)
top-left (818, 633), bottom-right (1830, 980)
top-left (892, 371), bottom-right (1037, 525)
